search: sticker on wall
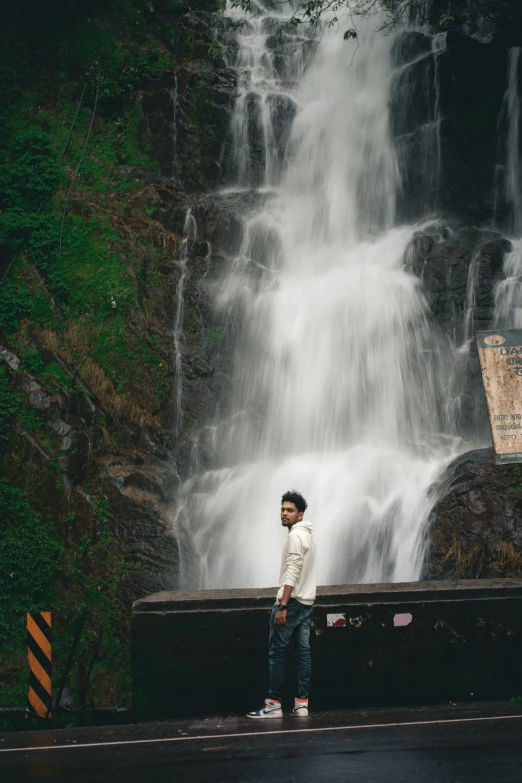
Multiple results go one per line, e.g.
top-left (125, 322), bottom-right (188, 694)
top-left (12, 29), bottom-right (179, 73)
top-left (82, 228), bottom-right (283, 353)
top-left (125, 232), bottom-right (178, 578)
top-left (393, 612), bottom-right (413, 627)
top-left (327, 614), bottom-right (346, 627)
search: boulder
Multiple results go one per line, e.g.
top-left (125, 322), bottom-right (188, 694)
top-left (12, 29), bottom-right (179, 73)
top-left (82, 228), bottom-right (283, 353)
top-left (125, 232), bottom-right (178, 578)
top-left (0, 345), bottom-right (20, 371)
top-left (424, 448), bottom-right (522, 580)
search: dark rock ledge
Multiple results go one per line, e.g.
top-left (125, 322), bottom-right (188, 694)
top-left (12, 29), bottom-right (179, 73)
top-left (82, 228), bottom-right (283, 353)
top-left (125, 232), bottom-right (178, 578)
top-left (424, 448), bottom-right (522, 580)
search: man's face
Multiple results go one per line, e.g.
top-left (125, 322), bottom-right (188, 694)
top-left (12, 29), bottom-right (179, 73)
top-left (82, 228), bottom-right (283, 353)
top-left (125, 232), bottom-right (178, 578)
top-left (281, 502), bottom-right (303, 528)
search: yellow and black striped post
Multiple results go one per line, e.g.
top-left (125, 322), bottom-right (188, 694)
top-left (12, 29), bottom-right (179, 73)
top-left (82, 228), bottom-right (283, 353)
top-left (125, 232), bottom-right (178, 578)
top-left (26, 612), bottom-right (52, 719)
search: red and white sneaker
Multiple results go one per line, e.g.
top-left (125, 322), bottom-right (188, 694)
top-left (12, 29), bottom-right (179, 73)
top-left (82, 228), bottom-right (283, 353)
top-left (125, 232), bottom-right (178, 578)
top-left (246, 698), bottom-right (283, 719)
top-left (291, 697), bottom-right (309, 717)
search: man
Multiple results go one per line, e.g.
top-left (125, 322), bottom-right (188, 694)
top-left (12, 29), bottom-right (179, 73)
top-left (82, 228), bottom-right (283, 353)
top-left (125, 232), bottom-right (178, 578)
top-left (247, 490), bottom-right (317, 719)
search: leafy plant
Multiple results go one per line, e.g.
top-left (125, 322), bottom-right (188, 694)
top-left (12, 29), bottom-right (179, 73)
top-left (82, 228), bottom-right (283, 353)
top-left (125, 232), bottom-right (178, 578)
top-left (43, 362), bottom-right (74, 392)
top-left (0, 127), bottom-right (61, 209)
top-left (228, 0), bottom-right (520, 35)
top-left (209, 39), bottom-right (224, 61)
top-left (0, 283), bottom-right (30, 333)
top-left (21, 347), bottom-right (44, 374)
top-left (17, 407), bottom-right (42, 432)
top-left (0, 480), bottom-right (58, 645)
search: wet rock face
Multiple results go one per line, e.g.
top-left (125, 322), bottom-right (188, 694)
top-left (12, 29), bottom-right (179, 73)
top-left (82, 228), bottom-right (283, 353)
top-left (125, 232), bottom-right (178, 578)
top-left (406, 225), bottom-right (510, 338)
top-left (140, 84), bottom-right (176, 177)
top-left (139, 44), bottom-right (237, 191)
top-left (391, 48), bottom-right (436, 139)
top-left (97, 454), bottom-right (182, 602)
top-left (424, 448), bottom-right (522, 580)
top-left (392, 30), bottom-right (507, 224)
top-left (405, 223), bottom-right (511, 437)
top-left (391, 31), bottom-right (432, 68)
top-left (267, 94), bottom-right (297, 172)
top-left (438, 33), bottom-right (507, 224)
top-left (136, 0), bottom-right (238, 193)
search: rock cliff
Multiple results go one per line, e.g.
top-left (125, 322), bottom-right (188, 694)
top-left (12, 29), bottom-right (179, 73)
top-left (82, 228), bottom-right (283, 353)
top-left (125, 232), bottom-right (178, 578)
top-left (424, 448), bottom-right (522, 579)
top-left (392, 22), bottom-right (522, 581)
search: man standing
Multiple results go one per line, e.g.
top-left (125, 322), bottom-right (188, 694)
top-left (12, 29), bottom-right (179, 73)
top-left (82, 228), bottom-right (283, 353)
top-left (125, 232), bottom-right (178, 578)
top-left (247, 490), bottom-right (317, 719)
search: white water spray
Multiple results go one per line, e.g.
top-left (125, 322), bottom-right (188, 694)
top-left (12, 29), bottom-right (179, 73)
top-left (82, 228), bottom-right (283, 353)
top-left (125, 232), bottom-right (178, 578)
top-left (178, 8), bottom-right (460, 590)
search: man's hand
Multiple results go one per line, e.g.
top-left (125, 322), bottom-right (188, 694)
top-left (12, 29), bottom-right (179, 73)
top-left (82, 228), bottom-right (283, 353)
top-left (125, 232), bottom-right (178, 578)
top-left (274, 609), bottom-right (287, 625)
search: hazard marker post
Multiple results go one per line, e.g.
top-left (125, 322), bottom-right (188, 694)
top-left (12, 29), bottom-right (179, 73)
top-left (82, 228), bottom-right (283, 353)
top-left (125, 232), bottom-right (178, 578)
top-left (26, 612), bottom-right (52, 719)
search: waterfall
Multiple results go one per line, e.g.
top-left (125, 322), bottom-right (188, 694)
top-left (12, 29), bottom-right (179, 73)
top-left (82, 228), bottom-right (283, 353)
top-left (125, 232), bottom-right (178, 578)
top-left (391, 28), bottom-right (446, 219)
top-left (495, 47), bottom-right (521, 233)
top-left (174, 208), bottom-right (197, 434)
top-left (505, 48), bottom-right (521, 236)
top-left (177, 7), bottom-right (459, 590)
top-left (494, 48), bottom-right (522, 329)
top-left (432, 32), bottom-right (447, 184)
top-left (494, 239), bottom-right (522, 328)
top-left (462, 248), bottom-right (482, 347)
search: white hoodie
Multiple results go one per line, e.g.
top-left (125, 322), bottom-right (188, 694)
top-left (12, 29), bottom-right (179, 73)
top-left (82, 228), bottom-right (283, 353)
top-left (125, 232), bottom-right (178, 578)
top-left (276, 520), bottom-right (317, 606)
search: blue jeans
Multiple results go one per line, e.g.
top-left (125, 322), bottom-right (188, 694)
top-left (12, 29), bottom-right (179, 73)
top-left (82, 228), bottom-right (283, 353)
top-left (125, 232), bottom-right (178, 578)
top-left (268, 598), bottom-right (313, 701)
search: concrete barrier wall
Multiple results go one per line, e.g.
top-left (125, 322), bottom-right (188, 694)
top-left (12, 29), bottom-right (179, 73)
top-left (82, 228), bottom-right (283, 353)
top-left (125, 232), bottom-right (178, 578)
top-left (132, 579), bottom-right (522, 720)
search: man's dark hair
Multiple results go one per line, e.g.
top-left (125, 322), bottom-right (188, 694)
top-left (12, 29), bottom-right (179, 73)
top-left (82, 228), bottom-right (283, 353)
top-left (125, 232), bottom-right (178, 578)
top-left (281, 490), bottom-right (308, 514)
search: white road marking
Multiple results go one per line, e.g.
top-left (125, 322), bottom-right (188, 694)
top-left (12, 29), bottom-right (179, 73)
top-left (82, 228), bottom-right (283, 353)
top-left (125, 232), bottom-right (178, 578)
top-left (1, 713), bottom-right (521, 754)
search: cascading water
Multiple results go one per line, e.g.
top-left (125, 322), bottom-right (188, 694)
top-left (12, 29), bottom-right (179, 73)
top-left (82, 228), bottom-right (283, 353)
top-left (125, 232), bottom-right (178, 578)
top-left (495, 239), bottom-right (522, 328)
top-left (494, 48), bottom-right (522, 329)
top-left (174, 208), bottom-right (197, 433)
top-left (505, 48), bottom-right (521, 236)
top-left (432, 32), bottom-right (447, 183)
top-left (177, 6), bottom-right (461, 590)
top-left (391, 27), bottom-right (447, 219)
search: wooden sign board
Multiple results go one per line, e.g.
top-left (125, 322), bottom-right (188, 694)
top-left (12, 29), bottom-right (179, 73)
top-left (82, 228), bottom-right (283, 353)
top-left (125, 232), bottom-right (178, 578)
top-left (477, 329), bottom-right (522, 464)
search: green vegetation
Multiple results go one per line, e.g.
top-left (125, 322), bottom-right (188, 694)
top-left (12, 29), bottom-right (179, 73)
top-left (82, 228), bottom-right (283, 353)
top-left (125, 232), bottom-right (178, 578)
top-left (0, 481), bottom-right (58, 666)
top-left (0, 0), bottom-right (188, 710)
top-left (0, 354), bottom-right (135, 707)
top-left (0, 468), bottom-right (130, 710)
top-left (0, 0), bottom-right (176, 402)
top-left (0, 366), bottom-right (19, 446)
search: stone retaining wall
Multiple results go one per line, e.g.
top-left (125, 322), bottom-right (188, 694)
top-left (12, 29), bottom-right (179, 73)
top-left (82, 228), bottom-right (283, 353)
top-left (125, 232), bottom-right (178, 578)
top-left (132, 579), bottom-right (522, 720)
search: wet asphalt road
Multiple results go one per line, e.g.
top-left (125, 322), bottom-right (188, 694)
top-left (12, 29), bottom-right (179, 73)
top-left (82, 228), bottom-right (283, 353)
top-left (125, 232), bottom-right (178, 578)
top-left (1, 702), bottom-right (522, 782)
